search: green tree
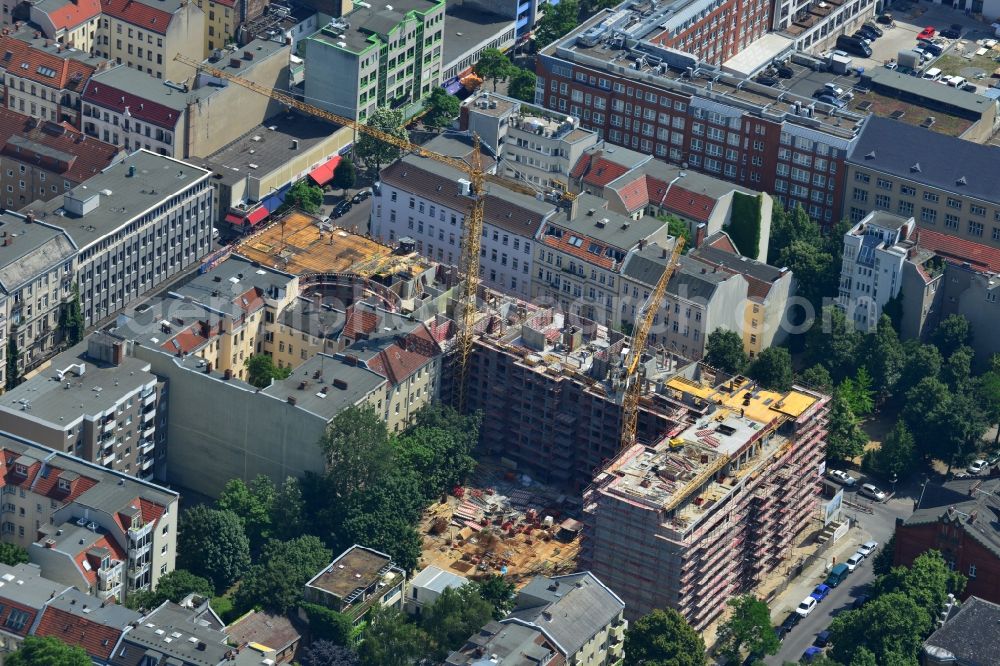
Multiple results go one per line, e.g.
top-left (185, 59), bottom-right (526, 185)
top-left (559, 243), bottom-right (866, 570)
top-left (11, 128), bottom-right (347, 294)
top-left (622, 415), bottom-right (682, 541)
top-left (286, 180), bottom-right (324, 213)
top-left (976, 370), bottom-right (1000, 444)
top-left (331, 157), bottom-right (357, 196)
top-left (942, 346), bottom-right (974, 392)
top-left (839, 366), bottom-right (874, 416)
top-left (872, 535), bottom-right (895, 576)
top-left (8, 636), bottom-right (91, 666)
top-left (849, 648), bottom-right (878, 666)
top-left (234, 536), bottom-right (333, 613)
top-left (244, 354), bottom-right (291, 388)
top-left (475, 575), bottom-right (516, 620)
top-left (125, 569), bottom-right (215, 610)
top-left (828, 592), bottom-right (930, 666)
top-left (868, 420), bottom-right (916, 481)
top-left (882, 293), bottom-right (903, 332)
top-left (6, 327), bottom-right (21, 391)
top-left (474, 48), bottom-right (513, 92)
top-left (355, 107), bottom-right (407, 175)
top-left (423, 88), bottom-right (460, 129)
top-left (535, 0), bottom-right (580, 47)
top-left (806, 307), bottom-right (862, 382)
top-left (659, 215), bottom-right (692, 253)
top-left (177, 506), bottom-right (251, 592)
top-left (826, 390), bottom-right (868, 461)
top-left (932, 314), bottom-right (972, 357)
top-left (873, 550), bottom-right (966, 618)
top-left (777, 240), bottom-right (833, 309)
top-left (704, 329), bottom-right (748, 375)
top-left (270, 476), bottom-right (307, 541)
top-left (0, 542), bottom-right (28, 566)
top-left (59, 282), bottom-right (85, 346)
top-left (395, 406), bottom-right (481, 499)
top-left (933, 392), bottom-right (987, 471)
top-left (716, 595), bottom-right (779, 663)
top-left (862, 315), bottom-right (904, 403)
top-left (624, 608), bottom-right (706, 666)
top-left (420, 585), bottom-right (494, 659)
top-left (303, 603), bottom-right (357, 646)
top-left (320, 406), bottom-right (394, 500)
top-left (767, 204), bottom-right (821, 265)
top-left (799, 364), bottom-right (833, 392)
top-left (357, 605), bottom-right (430, 666)
top-left (727, 192), bottom-right (762, 259)
top-left (217, 475), bottom-right (277, 550)
top-left (896, 341), bottom-right (942, 398)
top-left (747, 346), bottom-right (793, 391)
top-left (508, 68), bottom-right (537, 103)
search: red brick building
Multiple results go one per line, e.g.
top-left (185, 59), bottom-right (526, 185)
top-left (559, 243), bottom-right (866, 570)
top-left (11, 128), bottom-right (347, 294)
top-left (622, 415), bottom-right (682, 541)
top-left (894, 476), bottom-right (1000, 605)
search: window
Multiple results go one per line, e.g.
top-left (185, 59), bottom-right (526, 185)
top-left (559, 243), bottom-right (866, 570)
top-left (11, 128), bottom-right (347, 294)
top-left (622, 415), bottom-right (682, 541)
top-left (946, 197), bottom-right (962, 210)
top-left (897, 201), bottom-right (913, 216)
top-left (921, 208), bottom-right (937, 224)
top-left (876, 178), bottom-right (893, 191)
top-left (900, 185), bottom-right (916, 196)
top-left (853, 188), bottom-right (868, 203)
top-left (970, 204), bottom-right (986, 216)
top-left (969, 221), bottom-right (983, 237)
top-left (923, 192), bottom-right (939, 203)
top-left (969, 563), bottom-right (977, 579)
top-left (945, 214), bottom-right (959, 230)
top-left (854, 172), bottom-right (870, 183)
top-left (875, 194), bottom-right (891, 209)
top-left (5, 609), bottom-right (29, 631)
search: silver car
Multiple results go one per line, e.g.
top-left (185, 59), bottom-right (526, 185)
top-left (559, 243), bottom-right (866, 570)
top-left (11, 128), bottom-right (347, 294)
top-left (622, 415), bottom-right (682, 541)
top-left (859, 483), bottom-right (887, 502)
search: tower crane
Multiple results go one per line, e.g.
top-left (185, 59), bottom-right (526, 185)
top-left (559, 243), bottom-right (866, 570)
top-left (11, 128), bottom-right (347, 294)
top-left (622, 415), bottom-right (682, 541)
top-left (174, 55), bottom-right (561, 411)
top-left (619, 238), bottom-right (684, 451)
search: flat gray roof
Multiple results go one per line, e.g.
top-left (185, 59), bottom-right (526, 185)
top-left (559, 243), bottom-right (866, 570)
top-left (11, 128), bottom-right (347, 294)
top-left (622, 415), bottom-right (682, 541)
top-left (31, 150), bottom-right (211, 251)
top-left (0, 339), bottom-right (155, 428)
top-left (864, 68), bottom-right (992, 117)
top-left (0, 563), bottom-right (69, 608)
top-left (0, 211), bottom-right (76, 295)
top-left (47, 587), bottom-right (142, 626)
top-left (261, 353), bottom-right (386, 421)
top-left (210, 39), bottom-right (289, 77)
top-left (202, 111), bottom-right (342, 183)
top-left (89, 65), bottom-right (214, 112)
top-left (118, 602), bottom-right (229, 666)
top-left (442, 4), bottom-right (514, 70)
top-left (554, 193), bottom-right (668, 250)
top-left (308, 0), bottom-right (442, 55)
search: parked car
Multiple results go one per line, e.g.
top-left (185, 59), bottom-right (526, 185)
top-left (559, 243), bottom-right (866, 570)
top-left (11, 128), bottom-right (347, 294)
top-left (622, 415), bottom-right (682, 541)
top-left (968, 459), bottom-right (988, 474)
top-left (816, 94), bottom-right (846, 108)
top-left (811, 584), bottom-right (831, 602)
top-left (776, 612), bottom-right (801, 641)
top-left (876, 13), bottom-right (894, 25)
top-left (796, 596), bottom-right (818, 617)
top-left (815, 630), bottom-right (832, 648)
top-left (776, 64), bottom-right (794, 78)
top-left (852, 32), bottom-right (873, 46)
top-left (351, 189), bottom-right (372, 204)
top-left (757, 74), bottom-right (779, 86)
top-left (857, 540), bottom-right (879, 558)
top-left (332, 200), bottom-right (353, 218)
top-left (961, 83), bottom-right (978, 93)
top-left (859, 483), bottom-right (887, 501)
top-left (918, 39), bottom-right (944, 56)
top-left (826, 563), bottom-right (850, 588)
top-left (918, 26), bottom-right (936, 40)
top-left (988, 452), bottom-right (1000, 466)
top-left (940, 23), bottom-right (963, 39)
top-left (803, 646), bottom-right (823, 663)
top-left (853, 594), bottom-right (870, 609)
top-left (862, 23), bottom-right (884, 37)
top-left (845, 553), bottom-right (865, 572)
top-left (827, 469), bottom-right (858, 486)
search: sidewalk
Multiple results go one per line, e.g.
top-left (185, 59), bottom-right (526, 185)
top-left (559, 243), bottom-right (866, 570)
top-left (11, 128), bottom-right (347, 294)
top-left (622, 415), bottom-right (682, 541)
top-left (766, 520), bottom-right (871, 621)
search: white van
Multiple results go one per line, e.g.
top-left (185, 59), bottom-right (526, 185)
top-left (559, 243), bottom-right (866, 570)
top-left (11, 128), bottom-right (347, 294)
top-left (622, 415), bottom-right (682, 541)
top-left (947, 75), bottom-right (967, 88)
top-left (922, 67), bottom-right (942, 81)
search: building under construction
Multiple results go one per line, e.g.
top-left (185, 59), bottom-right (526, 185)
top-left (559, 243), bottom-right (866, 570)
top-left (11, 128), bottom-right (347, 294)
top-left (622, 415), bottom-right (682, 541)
top-left (580, 376), bottom-right (829, 629)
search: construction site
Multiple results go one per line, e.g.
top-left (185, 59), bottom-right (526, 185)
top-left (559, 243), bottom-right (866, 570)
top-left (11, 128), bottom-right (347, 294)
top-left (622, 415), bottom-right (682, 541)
top-left (418, 462), bottom-right (582, 586)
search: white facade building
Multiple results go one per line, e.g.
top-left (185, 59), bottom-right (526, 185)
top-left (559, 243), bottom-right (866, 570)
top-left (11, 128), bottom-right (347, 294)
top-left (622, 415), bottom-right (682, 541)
top-left (837, 210), bottom-right (914, 331)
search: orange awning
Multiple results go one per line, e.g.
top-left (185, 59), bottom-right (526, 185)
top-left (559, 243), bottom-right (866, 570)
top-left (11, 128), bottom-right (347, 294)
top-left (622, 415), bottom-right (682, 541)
top-left (308, 155), bottom-right (342, 186)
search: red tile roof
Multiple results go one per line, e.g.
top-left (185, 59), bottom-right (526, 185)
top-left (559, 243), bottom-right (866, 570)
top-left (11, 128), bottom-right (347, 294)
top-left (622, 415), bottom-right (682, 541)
top-left (580, 157), bottom-right (629, 189)
top-left (366, 324), bottom-right (440, 385)
top-left (343, 307), bottom-right (380, 339)
top-left (234, 287), bottom-right (265, 314)
top-left (916, 228), bottom-right (1000, 273)
top-left (569, 153), bottom-right (592, 179)
top-left (38, 0), bottom-right (102, 31)
top-left (662, 184), bottom-right (716, 223)
top-left (138, 498), bottom-right (165, 526)
top-left (612, 175), bottom-right (649, 212)
top-left (83, 76), bottom-right (181, 129)
top-left (100, 0), bottom-right (174, 35)
top-left (0, 37), bottom-right (96, 90)
top-left (705, 231), bottom-right (739, 253)
top-left (0, 599), bottom-right (42, 637)
top-left (0, 108), bottom-right (121, 184)
top-left (162, 326), bottom-right (208, 354)
top-left (73, 535), bottom-right (124, 585)
top-left (541, 233), bottom-right (615, 269)
top-left (34, 605), bottom-right (126, 661)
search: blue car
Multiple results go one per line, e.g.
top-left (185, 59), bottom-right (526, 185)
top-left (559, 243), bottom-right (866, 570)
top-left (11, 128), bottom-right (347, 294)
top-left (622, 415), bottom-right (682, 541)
top-left (811, 583), bottom-right (831, 602)
top-left (803, 646), bottom-right (823, 662)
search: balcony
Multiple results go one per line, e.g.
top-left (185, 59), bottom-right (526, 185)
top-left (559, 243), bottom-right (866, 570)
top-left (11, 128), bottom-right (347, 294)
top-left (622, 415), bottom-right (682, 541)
top-left (138, 440), bottom-right (155, 455)
top-left (141, 409), bottom-right (155, 423)
top-left (102, 452), bottom-right (116, 466)
top-left (142, 392), bottom-right (156, 407)
top-left (102, 420), bottom-right (117, 434)
top-left (139, 457), bottom-right (154, 471)
top-left (141, 426), bottom-right (156, 440)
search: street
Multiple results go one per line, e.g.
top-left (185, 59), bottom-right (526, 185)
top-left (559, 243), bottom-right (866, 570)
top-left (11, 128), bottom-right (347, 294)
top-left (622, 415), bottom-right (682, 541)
top-left (320, 189), bottom-right (374, 236)
top-left (765, 479), bottom-right (917, 664)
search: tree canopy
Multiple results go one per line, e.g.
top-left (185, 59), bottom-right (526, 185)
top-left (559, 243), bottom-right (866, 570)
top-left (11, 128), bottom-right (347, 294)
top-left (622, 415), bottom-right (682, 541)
top-left (177, 506), bottom-right (251, 592)
top-left (424, 88), bottom-right (460, 129)
top-left (300, 641), bottom-right (359, 666)
top-left (357, 606), bottom-right (430, 666)
top-left (474, 49), bottom-right (513, 92)
top-left (475, 575), bottom-right (516, 620)
top-left (747, 346), bottom-right (793, 392)
top-left (234, 536), bottom-right (333, 613)
top-left (8, 636), bottom-right (91, 666)
top-left (704, 329), bottom-right (747, 375)
top-left (355, 107), bottom-right (408, 174)
top-left (535, 0), bottom-right (580, 48)
top-left (931, 314), bottom-right (971, 357)
top-left (865, 420), bottom-right (916, 481)
top-left (508, 68), bottom-right (537, 103)
top-left (0, 542), bottom-right (29, 566)
top-left (286, 180), bottom-right (324, 213)
top-left (331, 157), bottom-right (357, 194)
top-left (59, 283), bottom-right (85, 347)
top-left (125, 569), bottom-right (215, 611)
top-left (217, 475), bottom-right (278, 551)
top-left (716, 595), bottom-right (779, 663)
top-left (624, 608), bottom-right (706, 666)
top-left (244, 354), bottom-right (291, 389)
top-left (420, 585), bottom-right (494, 659)
top-left (825, 389), bottom-right (868, 461)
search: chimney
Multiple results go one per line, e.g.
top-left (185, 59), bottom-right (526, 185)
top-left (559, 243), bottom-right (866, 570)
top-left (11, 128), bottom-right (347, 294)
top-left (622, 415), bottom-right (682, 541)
top-left (291, 139), bottom-right (299, 150)
top-left (243, 50), bottom-right (254, 60)
top-left (567, 194), bottom-right (579, 220)
top-left (25, 212), bottom-right (34, 224)
top-left (229, 58), bottom-right (240, 68)
top-left (205, 361), bottom-right (213, 374)
top-left (127, 165), bottom-right (136, 177)
top-left (287, 396), bottom-right (297, 405)
top-left (224, 368), bottom-right (233, 380)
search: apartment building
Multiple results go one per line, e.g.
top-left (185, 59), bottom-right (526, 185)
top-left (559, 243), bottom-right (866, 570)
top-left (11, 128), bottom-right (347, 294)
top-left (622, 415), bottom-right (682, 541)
top-left (836, 210), bottom-right (914, 331)
top-left (372, 152), bottom-right (557, 299)
top-left (922, 597), bottom-right (1000, 666)
top-left (33, 588), bottom-right (140, 659)
top-left (582, 375), bottom-right (829, 627)
top-left (440, 0), bottom-right (515, 84)
top-left (28, 0), bottom-right (103, 52)
top-left (0, 563), bottom-right (70, 657)
top-left (844, 116), bottom-right (1000, 249)
top-left (463, 91), bottom-right (599, 191)
top-left (0, 110), bottom-right (123, 209)
top-left (0, 35), bottom-right (102, 126)
top-left (405, 565), bottom-right (467, 616)
top-left (465, 298), bottom-right (686, 488)
top-left (29, 150), bottom-right (214, 327)
top-left (0, 429), bottom-right (179, 600)
top-left (93, 0), bottom-right (206, 80)
top-left (304, 545), bottom-right (406, 622)
top-left (894, 476), bottom-right (1000, 606)
top-left (109, 600), bottom-right (239, 666)
top-left (303, 0), bottom-right (446, 122)
top-left (687, 234), bottom-right (793, 357)
top-left (771, 0), bottom-right (877, 51)
top-left (0, 210), bottom-right (77, 387)
top-left (569, 143), bottom-right (773, 259)
top-left (537, 5), bottom-right (869, 227)
top-left (194, 0), bottom-right (239, 53)
top-left (531, 193), bottom-right (674, 328)
top-left (81, 40), bottom-right (289, 158)
top-left (0, 334), bottom-right (165, 481)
